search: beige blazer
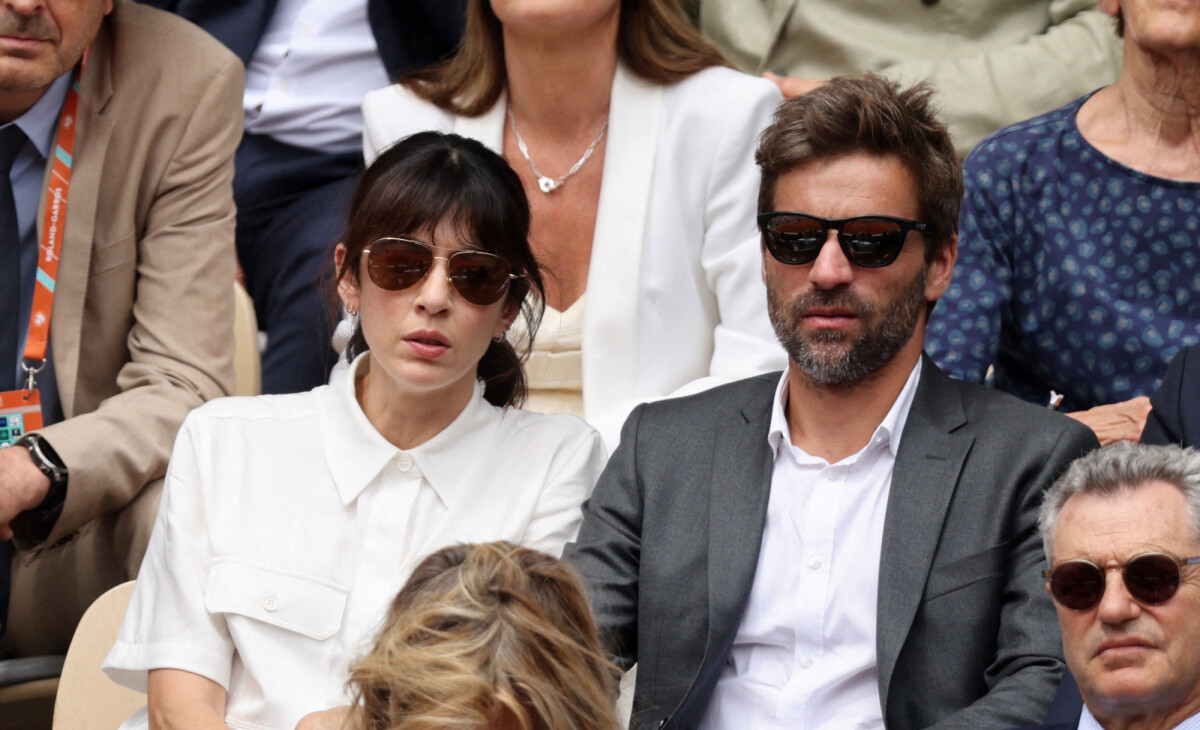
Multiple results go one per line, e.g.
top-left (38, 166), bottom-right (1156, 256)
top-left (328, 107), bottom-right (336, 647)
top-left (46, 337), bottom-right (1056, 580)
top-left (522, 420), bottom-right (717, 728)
top-left (697, 0), bottom-right (1123, 157)
top-left (31, 0), bottom-right (241, 546)
top-left (2, 1), bottom-right (241, 655)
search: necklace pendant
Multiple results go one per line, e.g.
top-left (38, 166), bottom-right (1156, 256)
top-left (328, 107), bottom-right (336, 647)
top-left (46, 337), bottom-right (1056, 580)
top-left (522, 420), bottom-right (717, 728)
top-left (538, 176), bottom-right (560, 194)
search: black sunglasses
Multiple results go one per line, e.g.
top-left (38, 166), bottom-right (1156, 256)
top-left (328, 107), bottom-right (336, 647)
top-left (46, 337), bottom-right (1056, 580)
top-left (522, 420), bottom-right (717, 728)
top-left (362, 237), bottom-right (521, 306)
top-left (1043, 552), bottom-right (1200, 612)
top-left (758, 212), bottom-right (934, 268)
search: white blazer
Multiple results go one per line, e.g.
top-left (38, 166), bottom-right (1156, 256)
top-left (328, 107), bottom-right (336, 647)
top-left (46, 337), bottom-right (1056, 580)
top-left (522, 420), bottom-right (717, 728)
top-left (362, 64), bottom-right (786, 447)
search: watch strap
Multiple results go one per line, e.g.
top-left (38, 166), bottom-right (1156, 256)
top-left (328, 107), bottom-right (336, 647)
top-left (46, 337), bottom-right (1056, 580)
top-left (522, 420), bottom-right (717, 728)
top-left (11, 434), bottom-right (68, 547)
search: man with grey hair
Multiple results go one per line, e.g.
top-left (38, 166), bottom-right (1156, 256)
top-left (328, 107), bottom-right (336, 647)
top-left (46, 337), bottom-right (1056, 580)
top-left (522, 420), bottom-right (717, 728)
top-left (1030, 442), bottom-right (1200, 730)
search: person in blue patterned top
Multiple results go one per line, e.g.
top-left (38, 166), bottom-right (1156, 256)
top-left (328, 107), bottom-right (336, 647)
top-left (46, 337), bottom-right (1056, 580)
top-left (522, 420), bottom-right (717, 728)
top-left (927, 0), bottom-right (1200, 446)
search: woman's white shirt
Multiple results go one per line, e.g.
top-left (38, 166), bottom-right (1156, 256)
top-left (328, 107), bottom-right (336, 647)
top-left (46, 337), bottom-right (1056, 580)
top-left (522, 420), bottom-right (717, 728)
top-left (102, 354), bottom-right (606, 730)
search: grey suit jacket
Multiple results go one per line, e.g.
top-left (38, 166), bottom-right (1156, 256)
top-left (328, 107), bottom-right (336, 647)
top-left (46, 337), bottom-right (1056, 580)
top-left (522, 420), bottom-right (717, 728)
top-left (565, 356), bottom-right (1099, 729)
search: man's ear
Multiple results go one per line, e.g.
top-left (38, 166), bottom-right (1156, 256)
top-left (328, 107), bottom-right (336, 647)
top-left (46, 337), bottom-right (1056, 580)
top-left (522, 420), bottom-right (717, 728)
top-left (924, 233), bottom-right (957, 303)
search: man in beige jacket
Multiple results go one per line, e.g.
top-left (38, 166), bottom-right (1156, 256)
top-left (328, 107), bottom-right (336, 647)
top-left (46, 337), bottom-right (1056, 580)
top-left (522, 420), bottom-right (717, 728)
top-left (0, 0), bottom-right (241, 656)
top-left (690, 0), bottom-right (1123, 157)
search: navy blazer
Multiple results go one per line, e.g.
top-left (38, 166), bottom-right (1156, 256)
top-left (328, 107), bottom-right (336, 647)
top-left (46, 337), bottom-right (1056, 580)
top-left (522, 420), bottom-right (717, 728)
top-left (136, 0), bottom-right (465, 79)
top-left (1142, 344), bottom-right (1200, 447)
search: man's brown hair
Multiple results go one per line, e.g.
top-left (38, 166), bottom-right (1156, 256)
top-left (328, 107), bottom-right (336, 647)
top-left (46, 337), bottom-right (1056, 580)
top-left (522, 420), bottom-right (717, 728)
top-left (755, 73), bottom-right (962, 261)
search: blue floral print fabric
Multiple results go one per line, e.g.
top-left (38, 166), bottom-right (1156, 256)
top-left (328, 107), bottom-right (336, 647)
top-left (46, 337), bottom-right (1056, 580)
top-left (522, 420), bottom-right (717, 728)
top-left (927, 93), bottom-right (1200, 412)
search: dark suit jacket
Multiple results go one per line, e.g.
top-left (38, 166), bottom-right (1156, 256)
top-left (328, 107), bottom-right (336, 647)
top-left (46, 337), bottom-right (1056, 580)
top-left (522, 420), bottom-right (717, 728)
top-left (565, 356), bottom-right (1099, 729)
top-left (136, 0), bottom-right (465, 79)
top-left (1141, 344), bottom-right (1200, 447)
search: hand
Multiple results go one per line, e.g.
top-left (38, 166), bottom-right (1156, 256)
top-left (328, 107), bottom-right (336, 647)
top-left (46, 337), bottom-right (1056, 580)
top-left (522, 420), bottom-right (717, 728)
top-left (763, 72), bottom-right (827, 98)
top-left (0, 446), bottom-right (51, 541)
top-left (1066, 396), bottom-right (1153, 446)
top-left (296, 706), bottom-right (356, 730)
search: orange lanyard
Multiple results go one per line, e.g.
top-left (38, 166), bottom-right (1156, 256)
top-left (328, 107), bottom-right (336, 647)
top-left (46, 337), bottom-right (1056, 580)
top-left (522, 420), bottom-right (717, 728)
top-left (20, 55), bottom-right (85, 391)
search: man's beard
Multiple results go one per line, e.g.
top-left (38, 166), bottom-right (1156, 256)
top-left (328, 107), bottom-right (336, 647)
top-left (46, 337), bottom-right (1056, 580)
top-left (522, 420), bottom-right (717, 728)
top-left (768, 268), bottom-right (927, 387)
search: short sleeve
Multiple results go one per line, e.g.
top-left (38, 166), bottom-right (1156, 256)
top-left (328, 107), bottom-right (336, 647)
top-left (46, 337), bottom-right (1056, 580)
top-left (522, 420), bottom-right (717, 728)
top-left (521, 425), bottom-right (608, 558)
top-left (103, 416), bottom-right (234, 692)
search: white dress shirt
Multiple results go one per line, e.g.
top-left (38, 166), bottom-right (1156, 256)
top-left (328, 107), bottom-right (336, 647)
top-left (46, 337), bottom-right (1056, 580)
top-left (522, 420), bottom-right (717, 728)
top-left (700, 363), bottom-right (922, 730)
top-left (243, 0), bottom-right (390, 153)
top-left (1080, 706), bottom-right (1200, 730)
top-left (103, 354), bottom-right (606, 730)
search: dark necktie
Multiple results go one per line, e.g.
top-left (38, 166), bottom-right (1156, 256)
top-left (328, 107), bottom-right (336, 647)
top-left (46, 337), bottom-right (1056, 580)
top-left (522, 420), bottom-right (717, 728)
top-left (0, 123), bottom-right (27, 636)
top-left (0, 124), bottom-right (27, 392)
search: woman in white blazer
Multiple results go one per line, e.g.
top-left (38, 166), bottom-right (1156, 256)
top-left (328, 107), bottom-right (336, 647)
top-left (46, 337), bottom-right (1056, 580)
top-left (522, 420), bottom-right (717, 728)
top-left (361, 0), bottom-right (785, 448)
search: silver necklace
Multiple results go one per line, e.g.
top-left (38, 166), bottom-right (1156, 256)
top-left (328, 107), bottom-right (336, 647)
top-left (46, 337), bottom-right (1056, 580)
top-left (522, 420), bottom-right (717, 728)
top-left (507, 107), bottom-right (608, 194)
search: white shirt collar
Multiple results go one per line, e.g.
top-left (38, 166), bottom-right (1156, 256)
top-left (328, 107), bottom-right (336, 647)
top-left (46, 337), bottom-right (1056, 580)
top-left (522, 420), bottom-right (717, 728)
top-left (1079, 704), bottom-right (1200, 730)
top-left (14, 70), bottom-right (73, 160)
top-left (767, 359), bottom-right (923, 463)
top-left (318, 352), bottom-right (501, 507)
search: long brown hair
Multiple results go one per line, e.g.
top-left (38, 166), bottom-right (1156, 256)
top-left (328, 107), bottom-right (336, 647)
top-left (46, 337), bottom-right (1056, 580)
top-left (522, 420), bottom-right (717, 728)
top-left (403, 0), bottom-right (728, 116)
top-left (349, 542), bottom-right (621, 730)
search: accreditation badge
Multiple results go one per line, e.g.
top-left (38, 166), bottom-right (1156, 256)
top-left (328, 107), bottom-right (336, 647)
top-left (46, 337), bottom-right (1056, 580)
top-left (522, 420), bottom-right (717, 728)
top-left (0, 389), bottom-right (43, 447)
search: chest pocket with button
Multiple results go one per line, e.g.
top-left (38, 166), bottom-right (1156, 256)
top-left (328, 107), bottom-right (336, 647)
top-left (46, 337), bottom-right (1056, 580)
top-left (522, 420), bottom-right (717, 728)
top-left (205, 559), bottom-right (349, 640)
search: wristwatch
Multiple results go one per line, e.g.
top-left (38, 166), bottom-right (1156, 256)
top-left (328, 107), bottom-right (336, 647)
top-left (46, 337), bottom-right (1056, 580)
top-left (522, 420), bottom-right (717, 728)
top-left (11, 433), bottom-right (69, 545)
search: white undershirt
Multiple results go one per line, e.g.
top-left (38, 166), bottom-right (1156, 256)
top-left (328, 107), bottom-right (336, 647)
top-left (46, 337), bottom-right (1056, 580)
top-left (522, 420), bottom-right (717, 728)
top-left (699, 362), bottom-right (921, 730)
top-left (243, 0), bottom-right (390, 153)
top-left (1079, 706), bottom-right (1200, 730)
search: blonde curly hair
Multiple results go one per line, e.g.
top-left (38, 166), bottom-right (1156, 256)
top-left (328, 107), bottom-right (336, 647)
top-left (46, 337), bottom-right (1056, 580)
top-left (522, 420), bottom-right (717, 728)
top-left (349, 542), bottom-right (621, 730)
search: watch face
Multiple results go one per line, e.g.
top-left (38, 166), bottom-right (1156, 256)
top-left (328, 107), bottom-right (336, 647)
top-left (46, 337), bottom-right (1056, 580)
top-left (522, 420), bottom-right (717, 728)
top-left (20, 435), bottom-right (65, 483)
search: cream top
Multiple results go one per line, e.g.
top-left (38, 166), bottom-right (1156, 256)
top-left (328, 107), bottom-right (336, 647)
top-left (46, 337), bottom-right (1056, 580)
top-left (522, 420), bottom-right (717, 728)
top-left (518, 294), bottom-right (586, 418)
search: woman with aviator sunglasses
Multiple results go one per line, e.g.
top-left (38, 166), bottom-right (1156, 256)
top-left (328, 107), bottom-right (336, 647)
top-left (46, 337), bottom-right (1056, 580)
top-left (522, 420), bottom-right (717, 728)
top-left (102, 132), bottom-right (607, 730)
top-left (356, 0), bottom-right (787, 448)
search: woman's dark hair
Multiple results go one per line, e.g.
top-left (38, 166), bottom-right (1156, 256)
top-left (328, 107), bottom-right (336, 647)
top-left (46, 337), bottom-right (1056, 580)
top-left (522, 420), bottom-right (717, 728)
top-left (402, 0), bottom-right (728, 117)
top-left (336, 131), bottom-right (545, 407)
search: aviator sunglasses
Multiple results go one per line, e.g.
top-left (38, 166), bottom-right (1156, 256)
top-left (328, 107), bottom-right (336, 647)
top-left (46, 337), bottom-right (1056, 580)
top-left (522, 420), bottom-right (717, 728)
top-left (758, 212), bottom-right (934, 268)
top-left (1043, 552), bottom-right (1200, 612)
top-left (362, 237), bottom-right (521, 306)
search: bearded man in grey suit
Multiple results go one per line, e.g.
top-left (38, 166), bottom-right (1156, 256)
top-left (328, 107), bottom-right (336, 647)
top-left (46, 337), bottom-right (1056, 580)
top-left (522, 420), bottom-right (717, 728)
top-left (564, 73), bottom-right (1100, 730)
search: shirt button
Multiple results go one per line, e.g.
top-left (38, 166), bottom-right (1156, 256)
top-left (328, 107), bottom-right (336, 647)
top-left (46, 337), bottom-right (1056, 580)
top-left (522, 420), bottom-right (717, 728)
top-left (397, 454), bottom-right (413, 471)
top-left (799, 653), bottom-right (814, 668)
top-left (263, 595), bottom-right (279, 612)
top-left (809, 557), bottom-right (822, 570)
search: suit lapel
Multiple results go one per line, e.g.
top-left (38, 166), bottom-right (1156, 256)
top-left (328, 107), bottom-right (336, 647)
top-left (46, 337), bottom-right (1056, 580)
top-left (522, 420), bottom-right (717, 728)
top-left (698, 397), bottom-right (773, 701)
top-left (875, 358), bottom-right (973, 712)
top-left (49, 22), bottom-right (114, 418)
top-left (581, 64), bottom-right (661, 418)
top-left (766, 0), bottom-right (800, 50)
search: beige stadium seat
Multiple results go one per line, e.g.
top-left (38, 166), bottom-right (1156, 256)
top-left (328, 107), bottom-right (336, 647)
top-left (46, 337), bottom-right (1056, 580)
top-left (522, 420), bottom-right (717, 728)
top-left (52, 581), bottom-right (143, 730)
top-left (233, 281), bottom-right (262, 397)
